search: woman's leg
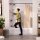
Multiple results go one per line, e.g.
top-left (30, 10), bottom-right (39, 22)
top-left (14, 22), bottom-right (19, 28)
top-left (19, 22), bottom-right (23, 35)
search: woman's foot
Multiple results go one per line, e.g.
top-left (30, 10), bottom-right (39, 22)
top-left (19, 34), bottom-right (23, 35)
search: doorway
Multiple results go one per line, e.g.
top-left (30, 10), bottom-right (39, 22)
top-left (9, 3), bottom-right (33, 35)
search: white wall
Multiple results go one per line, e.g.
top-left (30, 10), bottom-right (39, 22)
top-left (32, 0), bottom-right (38, 35)
top-left (32, 0), bottom-right (40, 35)
top-left (2, 0), bottom-right (39, 35)
top-left (0, 3), bottom-right (1, 15)
top-left (2, 0), bottom-right (10, 29)
top-left (9, 0), bottom-right (32, 3)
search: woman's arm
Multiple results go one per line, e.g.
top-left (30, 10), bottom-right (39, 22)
top-left (13, 13), bottom-right (16, 15)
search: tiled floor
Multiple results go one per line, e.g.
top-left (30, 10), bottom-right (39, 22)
top-left (5, 35), bottom-right (37, 40)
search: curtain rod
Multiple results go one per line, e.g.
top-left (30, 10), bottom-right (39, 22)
top-left (9, 3), bottom-right (33, 4)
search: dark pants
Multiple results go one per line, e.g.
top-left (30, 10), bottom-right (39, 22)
top-left (14, 22), bottom-right (23, 34)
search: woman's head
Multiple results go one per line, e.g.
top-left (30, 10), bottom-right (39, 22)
top-left (17, 8), bottom-right (20, 11)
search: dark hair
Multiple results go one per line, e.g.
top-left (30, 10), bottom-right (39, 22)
top-left (17, 8), bottom-right (20, 11)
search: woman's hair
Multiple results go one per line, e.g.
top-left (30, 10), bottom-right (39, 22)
top-left (17, 8), bottom-right (20, 11)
